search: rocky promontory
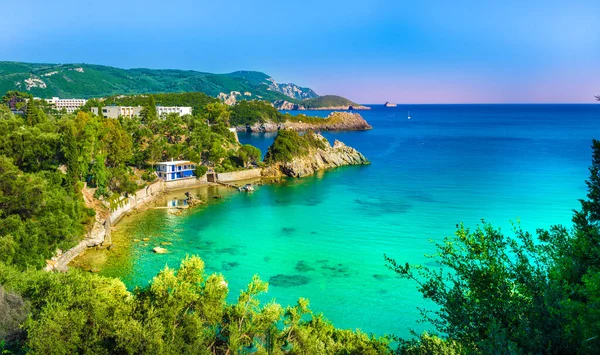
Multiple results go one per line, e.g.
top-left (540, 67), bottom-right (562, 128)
top-left (262, 132), bottom-right (369, 178)
top-left (273, 100), bottom-right (371, 111)
top-left (238, 112), bottom-right (372, 133)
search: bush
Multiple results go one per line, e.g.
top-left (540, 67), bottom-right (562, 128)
top-left (195, 165), bottom-right (208, 177)
top-left (141, 171), bottom-right (156, 182)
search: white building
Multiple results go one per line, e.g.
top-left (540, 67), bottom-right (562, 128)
top-left (91, 106), bottom-right (143, 119)
top-left (91, 105), bottom-right (192, 119)
top-left (44, 97), bottom-right (87, 113)
top-left (156, 160), bottom-right (196, 181)
top-left (157, 106), bottom-right (192, 117)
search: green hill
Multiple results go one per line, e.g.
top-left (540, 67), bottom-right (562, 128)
top-left (301, 95), bottom-right (358, 109)
top-left (0, 61), bottom-right (329, 104)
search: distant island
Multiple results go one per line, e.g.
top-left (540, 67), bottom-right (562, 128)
top-left (0, 61), bottom-right (367, 110)
top-left (384, 102), bottom-right (397, 107)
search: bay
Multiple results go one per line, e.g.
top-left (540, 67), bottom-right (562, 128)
top-left (96, 104), bottom-right (600, 337)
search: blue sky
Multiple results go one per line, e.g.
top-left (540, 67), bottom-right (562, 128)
top-left (2, 0), bottom-right (599, 103)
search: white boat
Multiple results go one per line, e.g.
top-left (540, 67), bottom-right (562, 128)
top-left (384, 102), bottom-right (397, 107)
top-left (408, 111), bottom-right (411, 119)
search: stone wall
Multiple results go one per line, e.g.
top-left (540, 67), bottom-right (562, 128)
top-left (216, 169), bottom-right (262, 182)
top-left (164, 175), bottom-right (208, 190)
top-left (110, 180), bottom-right (166, 224)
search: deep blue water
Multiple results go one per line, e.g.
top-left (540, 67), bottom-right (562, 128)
top-left (104, 104), bottom-right (599, 338)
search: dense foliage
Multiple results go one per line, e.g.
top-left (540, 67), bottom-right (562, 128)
top-left (0, 256), bottom-right (390, 354)
top-left (264, 131), bottom-right (327, 164)
top-left (0, 157), bottom-right (91, 270)
top-left (387, 140), bottom-right (600, 354)
top-left (0, 93), bottom-right (263, 271)
top-left (230, 100), bottom-right (287, 126)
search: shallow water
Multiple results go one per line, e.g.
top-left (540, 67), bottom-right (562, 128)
top-left (84, 104), bottom-right (600, 337)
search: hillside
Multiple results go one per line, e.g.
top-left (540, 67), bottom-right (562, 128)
top-left (0, 61), bottom-right (336, 106)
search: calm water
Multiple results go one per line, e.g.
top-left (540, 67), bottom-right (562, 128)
top-left (97, 104), bottom-right (599, 337)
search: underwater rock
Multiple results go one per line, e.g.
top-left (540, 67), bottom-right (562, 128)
top-left (222, 261), bottom-right (240, 271)
top-left (281, 227), bottom-right (296, 235)
top-left (372, 274), bottom-right (390, 281)
top-left (269, 274), bottom-right (310, 287)
top-left (295, 260), bottom-right (315, 272)
top-left (153, 247), bottom-right (168, 254)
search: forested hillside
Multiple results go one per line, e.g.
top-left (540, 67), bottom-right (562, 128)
top-left (0, 61), bottom-right (327, 104)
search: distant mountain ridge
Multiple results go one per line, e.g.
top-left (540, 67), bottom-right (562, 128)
top-left (0, 61), bottom-right (349, 107)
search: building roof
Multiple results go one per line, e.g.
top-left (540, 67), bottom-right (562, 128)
top-left (156, 160), bottom-right (194, 165)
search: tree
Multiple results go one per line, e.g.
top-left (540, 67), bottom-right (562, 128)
top-left (0, 105), bottom-right (13, 120)
top-left (25, 100), bottom-right (46, 126)
top-left (239, 144), bottom-right (261, 166)
top-left (140, 96), bottom-right (158, 123)
top-left (205, 102), bottom-right (230, 125)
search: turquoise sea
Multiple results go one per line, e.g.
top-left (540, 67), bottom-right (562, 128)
top-left (98, 104), bottom-right (600, 338)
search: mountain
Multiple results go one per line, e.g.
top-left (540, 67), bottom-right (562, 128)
top-left (0, 61), bottom-right (327, 104)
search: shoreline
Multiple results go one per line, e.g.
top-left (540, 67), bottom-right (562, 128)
top-left (45, 178), bottom-right (216, 272)
top-left (67, 177), bottom-right (264, 273)
top-left (56, 134), bottom-right (369, 273)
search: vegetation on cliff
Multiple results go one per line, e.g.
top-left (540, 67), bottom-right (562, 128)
top-left (263, 131), bottom-right (369, 178)
top-left (264, 131), bottom-right (327, 164)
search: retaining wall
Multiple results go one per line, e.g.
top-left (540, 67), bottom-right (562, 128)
top-left (216, 169), bottom-right (262, 182)
top-left (164, 175), bottom-right (208, 190)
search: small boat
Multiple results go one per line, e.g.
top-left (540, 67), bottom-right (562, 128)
top-left (408, 111), bottom-right (411, 120)
top-left (384, 102), bottom-right (397, 107)
top-left (243, 184), bottom-right (254, 192)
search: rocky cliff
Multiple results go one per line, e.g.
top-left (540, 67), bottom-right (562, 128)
top-left (262, 133), bottom-right (369, 178)
top-left (238, 112), bottom-right (372, 133)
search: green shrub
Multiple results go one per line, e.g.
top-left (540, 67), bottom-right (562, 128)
top-left (195, 165), bottom-right (208, 177)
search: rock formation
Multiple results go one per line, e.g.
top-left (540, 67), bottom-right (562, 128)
top-left (238, 112), bottom-right (372, 133)
top-left (262, 133), bottom-right (369, 178)
top-left (273, 100), bottom-right (301, 110)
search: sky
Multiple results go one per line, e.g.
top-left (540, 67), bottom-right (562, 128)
top-left (1, 0), bottom-right (599, 103)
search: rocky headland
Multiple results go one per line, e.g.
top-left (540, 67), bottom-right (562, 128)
top-left (274, 100), bottom-right (371, 111)
top-left (237, 112), bottom-right (372, 133)
top-left (262, 133), bottom-right (369, 178)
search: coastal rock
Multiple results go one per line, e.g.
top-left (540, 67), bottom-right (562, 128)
top-left (262, 133), bottom-right (370, 178)
top-left (237, 112), bottom-right (372, 133)
top-left (273, 100), bottom-right (301, 110)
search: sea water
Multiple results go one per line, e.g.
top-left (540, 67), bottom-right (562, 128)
top-left (98, 104), bottom-right (600, 338)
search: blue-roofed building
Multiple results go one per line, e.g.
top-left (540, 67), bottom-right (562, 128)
top-left (156, 160), bottom-right (196, 181)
